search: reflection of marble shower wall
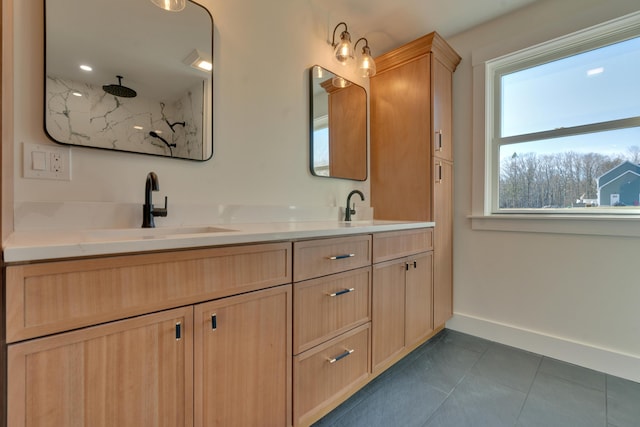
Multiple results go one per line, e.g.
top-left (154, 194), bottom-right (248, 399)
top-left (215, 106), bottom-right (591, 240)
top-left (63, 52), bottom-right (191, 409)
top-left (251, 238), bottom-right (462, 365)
top-left (45, 76), bottom-right (203, 159)
top-left (169, 82), bottom-right (204, 160)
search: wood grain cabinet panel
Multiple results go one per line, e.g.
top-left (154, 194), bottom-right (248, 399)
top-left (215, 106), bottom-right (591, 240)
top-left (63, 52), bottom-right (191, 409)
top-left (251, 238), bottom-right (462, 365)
top-left (293, 323), bottom-right (370, 427)
top-left (433, 159), bottom-right (454, 327)
top-left (194, 285), bottom-right (292, 427)
top-left (372, 228), bottom-right (433, 263)
top-left (371, 258), bottom-right (406, 371)
top-left (5, 242), bottom-right (291, 343)
top-left (7, 307), bottom-right (194, 427)
top-left (370, 32), bottom-right (460, 330)
top-left (293, 235), bottom-right (371, 282)
top-left (372, 229), bottom-right (435, 374)
top-left (294, 267), bottom-right (371, 354)
top-left (405, 251), bottom-right (434, 346)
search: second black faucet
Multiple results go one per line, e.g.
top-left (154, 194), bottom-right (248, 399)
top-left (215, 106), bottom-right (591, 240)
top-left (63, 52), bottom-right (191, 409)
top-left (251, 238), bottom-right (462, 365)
top-left (345, 190), bottom-right (365, 221)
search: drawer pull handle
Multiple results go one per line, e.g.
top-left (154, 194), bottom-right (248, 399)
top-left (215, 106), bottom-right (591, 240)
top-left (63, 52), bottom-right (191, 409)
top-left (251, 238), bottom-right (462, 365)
top-left (328, 349), bottom-right (354, 364)
top-left (211, 314), bottom-right (217, 330)
top-left (328, 253), bottom-right (355, 260)
top-left (175, 322), bottom-right (182, 341)
top-left (328, 288), bottom-right (355, 297)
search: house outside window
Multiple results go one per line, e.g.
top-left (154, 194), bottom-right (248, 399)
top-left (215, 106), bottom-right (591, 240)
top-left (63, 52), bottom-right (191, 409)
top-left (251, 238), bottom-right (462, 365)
top-left (484, 13), bottom-right (640, 215)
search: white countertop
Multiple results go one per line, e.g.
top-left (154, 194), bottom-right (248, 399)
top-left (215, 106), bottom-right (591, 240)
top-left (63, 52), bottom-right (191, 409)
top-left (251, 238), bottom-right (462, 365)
top-left (3, 220), bottom-right (434, 263)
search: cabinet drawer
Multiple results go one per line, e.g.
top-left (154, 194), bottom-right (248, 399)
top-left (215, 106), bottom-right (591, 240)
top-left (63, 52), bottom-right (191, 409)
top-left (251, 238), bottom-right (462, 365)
top-left (5, 242), bottom-right (292, 343)
top-left (293, 235), bottom-right (372, 282)
top-left (293, 323), bottom-right (370, 426)
top-left (294, 267), bottom-right (371, 354)
top-left (372, 228), bottom-right (433, 263)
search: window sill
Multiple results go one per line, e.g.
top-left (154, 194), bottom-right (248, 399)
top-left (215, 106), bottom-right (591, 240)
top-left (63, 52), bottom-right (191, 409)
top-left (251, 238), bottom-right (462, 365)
top-left (469, 214), bottom-right (640, 237)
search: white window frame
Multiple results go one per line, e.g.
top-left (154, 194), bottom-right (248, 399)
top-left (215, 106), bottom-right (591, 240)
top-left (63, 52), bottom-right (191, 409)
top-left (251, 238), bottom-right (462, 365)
top-left (470, 11), bottom-right (640, 237)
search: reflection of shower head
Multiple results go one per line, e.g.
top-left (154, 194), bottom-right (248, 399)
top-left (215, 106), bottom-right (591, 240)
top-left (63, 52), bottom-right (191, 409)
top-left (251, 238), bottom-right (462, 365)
top-left (102, 75), bottom-right (137, 98)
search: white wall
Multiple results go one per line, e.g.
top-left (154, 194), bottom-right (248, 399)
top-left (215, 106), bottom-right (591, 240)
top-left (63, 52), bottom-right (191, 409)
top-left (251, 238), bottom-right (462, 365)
top-left (448, 0), bottom-right (640, 382)
top-left (11, 0), bottom-right (370, 226)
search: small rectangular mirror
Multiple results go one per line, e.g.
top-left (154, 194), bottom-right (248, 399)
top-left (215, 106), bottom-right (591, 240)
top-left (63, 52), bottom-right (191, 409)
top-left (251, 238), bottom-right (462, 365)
top-left (309, 65), bottom-right (367, 180)
top-left (44, 0), bottom-right (213, 161)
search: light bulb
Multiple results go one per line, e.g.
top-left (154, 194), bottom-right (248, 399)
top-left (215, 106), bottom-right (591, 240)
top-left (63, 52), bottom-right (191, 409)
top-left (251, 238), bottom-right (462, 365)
top-left (334, 31), bottom-right (353, 65)
top-left (358, 46), bottom-right (376, 78)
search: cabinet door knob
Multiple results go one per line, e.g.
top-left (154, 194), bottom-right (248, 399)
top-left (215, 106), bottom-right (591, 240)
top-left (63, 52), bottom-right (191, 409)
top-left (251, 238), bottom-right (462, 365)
top-left (328, 348), bottom-right (354, 364)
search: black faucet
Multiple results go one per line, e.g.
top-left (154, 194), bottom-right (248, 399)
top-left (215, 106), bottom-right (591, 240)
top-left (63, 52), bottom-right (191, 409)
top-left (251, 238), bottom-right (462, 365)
top-left (142, 171), bottom-right (168, 228)
top-left (345, 190), bottom-right (365, 221)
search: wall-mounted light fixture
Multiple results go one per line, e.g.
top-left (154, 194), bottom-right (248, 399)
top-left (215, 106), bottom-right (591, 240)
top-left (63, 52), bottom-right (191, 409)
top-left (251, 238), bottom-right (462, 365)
top-left (329, 22), bottom-right (376, 78)
top-left (354, 38), bottom-right (376, 78)
top-left (149, 0), bottom-right (185, 12)
top-left (331, 22), bottom-right (354, 66)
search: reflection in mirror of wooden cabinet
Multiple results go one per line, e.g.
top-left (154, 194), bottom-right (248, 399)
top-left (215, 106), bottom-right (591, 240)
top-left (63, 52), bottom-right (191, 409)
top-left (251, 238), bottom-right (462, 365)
top-left (310, 65), bottom-right (367, 181)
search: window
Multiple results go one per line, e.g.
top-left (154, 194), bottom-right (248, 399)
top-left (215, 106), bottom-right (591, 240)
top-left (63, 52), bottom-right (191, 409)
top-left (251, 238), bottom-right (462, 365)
top-left (486, 14), bottom-right (640, 214)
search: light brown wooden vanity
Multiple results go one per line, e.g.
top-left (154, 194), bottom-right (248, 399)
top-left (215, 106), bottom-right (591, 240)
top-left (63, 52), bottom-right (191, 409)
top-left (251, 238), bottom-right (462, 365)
top-left (2, 225), bottom-right (445, 427)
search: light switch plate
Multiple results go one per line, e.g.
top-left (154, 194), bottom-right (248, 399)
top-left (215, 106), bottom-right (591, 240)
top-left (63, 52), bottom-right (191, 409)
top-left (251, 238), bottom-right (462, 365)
top-left (23, 142), bottom-right (71, 180)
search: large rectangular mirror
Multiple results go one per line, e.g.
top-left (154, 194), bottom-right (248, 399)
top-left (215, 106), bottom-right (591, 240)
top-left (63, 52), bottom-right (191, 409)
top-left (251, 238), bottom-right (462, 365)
top-left (309, 65), bottom-right (367, 180)
top-left (44, 0), bottom-right (213, 161)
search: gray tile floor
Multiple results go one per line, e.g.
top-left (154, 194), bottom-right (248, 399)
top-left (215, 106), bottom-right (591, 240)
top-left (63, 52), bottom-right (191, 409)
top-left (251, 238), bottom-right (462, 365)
top-left (312, 329), bottom-right (640, 427)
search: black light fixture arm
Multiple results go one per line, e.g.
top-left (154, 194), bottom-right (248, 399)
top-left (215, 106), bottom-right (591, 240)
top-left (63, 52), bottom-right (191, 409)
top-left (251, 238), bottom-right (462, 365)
top-left (331, 22), bottom-right (349, 47)
top-left (354, 37), bottom-right (370, 53)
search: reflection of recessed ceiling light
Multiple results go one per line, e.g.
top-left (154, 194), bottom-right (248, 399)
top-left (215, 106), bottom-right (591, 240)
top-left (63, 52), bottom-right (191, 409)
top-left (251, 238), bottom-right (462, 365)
top-left (197, 60), bottom-right (213, 71)
top-left (72, 92), bottom-right (82, 97)
top-left (80, 65), bottom-right (92, 71)
top-left (183, 49), bottom-right (213, 73)
top-left (587, 67), bottom-right (604, 76)
top-left (133, 125), bottom-right (144, 130)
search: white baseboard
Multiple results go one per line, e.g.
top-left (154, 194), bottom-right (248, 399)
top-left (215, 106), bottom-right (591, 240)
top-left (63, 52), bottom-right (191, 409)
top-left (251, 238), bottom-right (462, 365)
top-left (446, 313), bottom-right (640, 383)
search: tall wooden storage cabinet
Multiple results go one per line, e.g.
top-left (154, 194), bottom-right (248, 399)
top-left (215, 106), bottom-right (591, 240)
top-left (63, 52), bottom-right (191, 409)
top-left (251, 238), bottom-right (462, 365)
top-left (370, 32), bottom-right (460, 328)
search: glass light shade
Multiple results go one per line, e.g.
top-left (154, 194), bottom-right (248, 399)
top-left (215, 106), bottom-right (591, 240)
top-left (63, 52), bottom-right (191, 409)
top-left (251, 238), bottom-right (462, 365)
top-left (358, 46), bottom-right (376, 78)
top-left (334, 31), bottom-right (354, 65)
top-left (150, 0), bottom-right (186, 12)
top-left (332, 76), bottom-right (351, 88)
top-left (313, 65), bottom-right (324, 79)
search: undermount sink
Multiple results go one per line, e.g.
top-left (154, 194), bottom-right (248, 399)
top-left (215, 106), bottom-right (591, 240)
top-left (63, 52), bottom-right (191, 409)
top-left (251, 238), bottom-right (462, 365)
top-left (86, 226), bottom-right (236, 241)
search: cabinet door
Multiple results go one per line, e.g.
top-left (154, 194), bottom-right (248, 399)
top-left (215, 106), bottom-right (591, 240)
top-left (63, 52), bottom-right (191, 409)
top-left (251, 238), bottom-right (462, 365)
top-left (7, 307), bottom-right (194, 427)
top-left (371, 259), bottom-right (406, 373)
top-left (405, 252), bottom-right (434, 347)
top-left (432, 57), bottom-right (453, 162)
top-left (194, 285), bottom-right (292, 427)
top-left (370, 56), bottom-right (432, 221)
top-left (434, 159), bottom-right (454, 327)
